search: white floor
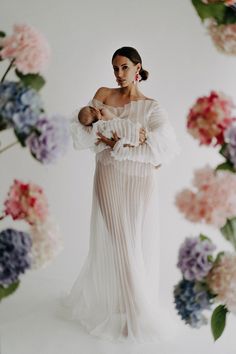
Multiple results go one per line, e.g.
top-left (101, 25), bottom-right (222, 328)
top-left (0, 274), bottom-right (235, 354)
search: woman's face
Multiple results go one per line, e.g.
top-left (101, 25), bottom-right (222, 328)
top-left (112, 55), bottom-right (141, 87)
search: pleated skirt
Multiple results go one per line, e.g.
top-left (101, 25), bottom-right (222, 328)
top-left (60, 150), bottom-right (165, 343)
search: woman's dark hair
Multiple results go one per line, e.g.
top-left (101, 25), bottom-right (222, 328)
top-left (111, 46), bottom-right (149, 82)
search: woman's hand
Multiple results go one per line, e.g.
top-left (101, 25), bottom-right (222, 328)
top-left (95, 131), bottom-right (120, 148)
top-left (139, 128), bottom-right (146, 145)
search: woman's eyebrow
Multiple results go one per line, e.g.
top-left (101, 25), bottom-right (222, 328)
top-left (113, 63), bottom-right (128, 68)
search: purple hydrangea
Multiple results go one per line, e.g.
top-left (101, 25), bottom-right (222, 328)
top-left (0, 80), bottom-right (43, 140)
top-left (224, 124), bottom-right (236, 168)
top-left (0, 228), bottom-right (32, 286)
top-left (25, 115), bottom-right (70, 164)
top-left (177, 236), bottom-right (216, 281)
top-left (174, 279), bottom-right (213, 328)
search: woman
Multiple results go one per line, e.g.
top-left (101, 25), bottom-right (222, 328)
top-left (62, 46), bottom-right (181, 343)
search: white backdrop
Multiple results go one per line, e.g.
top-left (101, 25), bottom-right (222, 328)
top-left (1, 0), bottom-right (236, 325)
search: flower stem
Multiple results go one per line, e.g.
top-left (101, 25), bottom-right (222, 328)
top-left (0, 212), bottom-right (6, 221)
top-left (1, 58), bottom-right (15, 83)
top-left (0, 140), bottom-right (19, 154)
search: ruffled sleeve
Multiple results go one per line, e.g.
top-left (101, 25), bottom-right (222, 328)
top-left (69, 98), bottom-right (105, 151)
top-left (110, 101), bottom-right (181, 166)
top-left (69, 108), bottom-right (97, 150)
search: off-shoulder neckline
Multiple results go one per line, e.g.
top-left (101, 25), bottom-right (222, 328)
top-left (92, 97), bottom-right (156, 109)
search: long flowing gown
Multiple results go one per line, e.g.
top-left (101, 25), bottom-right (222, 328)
top-left (60, 97), bottom-right (181, 343)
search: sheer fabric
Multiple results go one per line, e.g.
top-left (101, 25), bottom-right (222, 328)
top-left (60, 98), bottom-right (181, 343)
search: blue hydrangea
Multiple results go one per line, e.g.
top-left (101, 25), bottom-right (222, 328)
top-left (174, 279), bottom-right (213, 328)
top-left (0, 228), bottom-right (32, 286)
top-left (26, 115), bottom-right (70, 164)
top-left (177, 236), bottom-right (216, 281)
top-left (0, 80), bottom-right (44, 140)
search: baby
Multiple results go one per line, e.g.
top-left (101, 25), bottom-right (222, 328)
top-left (78, 105), bottom-right (114, 126)
top-left (78, 105), bottom-right (145, 146)
top-left (77, 105), bottom-right (161, 169)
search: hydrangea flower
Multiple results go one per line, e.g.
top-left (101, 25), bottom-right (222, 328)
top-left (177, 236), bottom-right (216, 281)
top-left (175, 164), bottom-right (236, 228)
top-left (187, 91), bottom-right (236, 146)
top-left (0, 23), bottom-right (51, 74)
top-left (4, 179), bottom-right (49, 225)
top-left (26, 115), bottom-right (70, 164)
top-left (205, 19), bottom-right (236, 56)
top-left (29, 217), bottom-right (63, 269)
top-left (207, 252), bottom-right (236, 313)
top-left (0, 80), bottom-right (43, 140)
top-left (0, 228), bottom-right (32, 286)
top-left (174, 279), bottom-right (213, 328)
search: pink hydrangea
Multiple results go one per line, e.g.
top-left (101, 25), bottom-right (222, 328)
top-left (175, 165), bottom-right (236, 228)
top-left (187, 91), bottom-right (236, 146)
top-left (202, 0), bottom-right (236, 5)
top-left (207, 252), bottom-right (236, 313)
top-left (0, 23), bottom-right (51, 74)
top-left (29, 217), bottom-right (63, 269)
top-left (4, 179), bottom-right (49, 225)
top-left (205, 19), bottom-right (236, 56)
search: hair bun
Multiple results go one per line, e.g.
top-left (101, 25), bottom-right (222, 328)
top-left (140, 68), bottom-right (149, 81)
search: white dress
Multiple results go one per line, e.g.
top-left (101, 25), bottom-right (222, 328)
top-left (60, 98), bottom-right (181, 343)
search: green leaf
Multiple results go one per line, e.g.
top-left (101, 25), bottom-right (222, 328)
top-left (207, 255), bottom-right (214, 262)
top-left (211, 305), bottom-right (228, 341)
top-left (14, 129), bottom-right (27, 147)
top-left (219, 143), bottom-right (229, 157)
top-left (215, 251), bottom-right (225, 264)
top-left (0, 117), bottom-right (8, 131)
top-left (0, 281), bottom-right (20, 301)
top-left (220, 217), bottom-right (236, 250)
top-left (15, 69), bottom-right (46, 91)
top-left (223, 7), bottom-right (236, 24)
top-left (0, 31), bottom-right (6, 56)
top-left (215, 161), bottom-right (235, 173)
top-left (191, 0), bottom-right (226, 24)
top-left (199, 233), bottom-right (211, 242)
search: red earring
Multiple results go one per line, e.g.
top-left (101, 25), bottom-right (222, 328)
top-left (135, 73), bottom-right (141, 82)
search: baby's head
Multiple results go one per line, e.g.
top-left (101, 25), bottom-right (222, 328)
top-left (78, 106), bottom-right (101, 126)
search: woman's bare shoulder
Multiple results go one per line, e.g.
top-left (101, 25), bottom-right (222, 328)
top-left (93, 87), bottom-right (114, 102)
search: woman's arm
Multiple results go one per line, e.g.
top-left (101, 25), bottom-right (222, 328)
top-left (70, 87), bottom-right (110, 151)
top-left (110, 102), bottom-right (181, 167)
top-left (96, 127), bottom-right (146, 148)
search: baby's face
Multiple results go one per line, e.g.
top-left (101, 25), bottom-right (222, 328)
top-left (79, 106), bottom-right (102, 126)
top-left (88, 106), bottom-right (102, 121)
top-left (79, 106), bottom-right (103, 126)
